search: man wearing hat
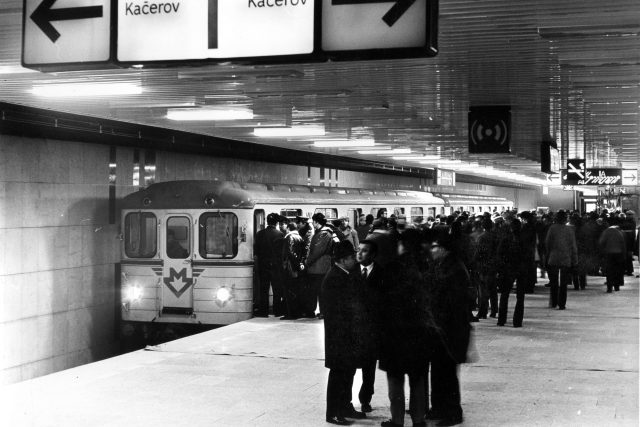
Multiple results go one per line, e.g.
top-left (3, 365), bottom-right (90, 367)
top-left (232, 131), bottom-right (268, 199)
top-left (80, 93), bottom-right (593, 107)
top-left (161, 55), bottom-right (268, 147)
top-left (322, 240), bottom-right (367, 425)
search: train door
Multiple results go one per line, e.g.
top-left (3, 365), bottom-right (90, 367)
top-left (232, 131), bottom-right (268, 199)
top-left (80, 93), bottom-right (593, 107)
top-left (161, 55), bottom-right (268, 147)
top-left (347, 208), bottom-right (360, 228)
top-left (162, 215), bottom-right (194, 314)
top-left (253, 210), bottom-right (265, 314)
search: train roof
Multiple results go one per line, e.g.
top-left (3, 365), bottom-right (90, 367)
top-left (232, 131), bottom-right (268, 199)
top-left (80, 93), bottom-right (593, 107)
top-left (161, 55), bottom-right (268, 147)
top-left (120, 180), bottom-right (445, 210)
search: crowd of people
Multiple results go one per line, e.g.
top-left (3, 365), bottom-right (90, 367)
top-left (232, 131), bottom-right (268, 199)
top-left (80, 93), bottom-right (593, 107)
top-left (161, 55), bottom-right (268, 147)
top-left (253, 207), bottom-right (639, 427)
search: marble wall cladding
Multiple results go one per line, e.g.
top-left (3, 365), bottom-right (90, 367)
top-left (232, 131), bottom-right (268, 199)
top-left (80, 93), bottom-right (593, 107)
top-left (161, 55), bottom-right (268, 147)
top-left (0, 134), bottom-right (120, 385)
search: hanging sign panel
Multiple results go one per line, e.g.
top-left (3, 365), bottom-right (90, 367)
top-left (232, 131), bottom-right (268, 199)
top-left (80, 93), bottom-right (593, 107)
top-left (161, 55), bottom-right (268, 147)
top-left (561, 167), bottom-right (623, 186)
top-left (117, 0), bottom-right (316, 62)
top-left (22, 0), bottom-right (113, 69)
top-left (23, 0), bottom-right (438, 70)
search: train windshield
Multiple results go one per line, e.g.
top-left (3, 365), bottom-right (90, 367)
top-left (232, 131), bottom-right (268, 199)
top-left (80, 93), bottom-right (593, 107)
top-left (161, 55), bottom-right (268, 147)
top-left (199, 213), bottom-right (238, 259)
top-left (124, 212), bottom-right (157, 258)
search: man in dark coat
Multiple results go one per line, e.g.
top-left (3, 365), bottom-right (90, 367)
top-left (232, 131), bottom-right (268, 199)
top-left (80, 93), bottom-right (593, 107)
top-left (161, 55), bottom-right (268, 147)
top-left (253, 213), bottom-right (284, 317)
top-left (355, 240), bottom-right (384, 414)
top-left (281, 222), bottom-right (305, 319)
top-left (322, 240), bottom-right (366, 425)
top-left (305, 212), bottom-right (336, 318)
top-left (428, 229), bottom-right (471, 426)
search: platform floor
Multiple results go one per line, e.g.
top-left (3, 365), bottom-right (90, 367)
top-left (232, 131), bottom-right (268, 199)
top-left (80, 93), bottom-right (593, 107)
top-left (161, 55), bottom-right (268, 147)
top-left (2, 269), bottom-right (638, 427)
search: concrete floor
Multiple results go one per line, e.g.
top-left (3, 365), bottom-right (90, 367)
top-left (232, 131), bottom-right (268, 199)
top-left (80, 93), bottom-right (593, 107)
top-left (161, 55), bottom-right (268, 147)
top-left (1, 268), bottom-right (638, 427)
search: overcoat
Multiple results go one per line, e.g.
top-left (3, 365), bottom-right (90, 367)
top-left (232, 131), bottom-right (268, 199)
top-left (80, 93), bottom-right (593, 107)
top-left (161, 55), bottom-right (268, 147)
top-left (430, 253), bottom-right (471, 364)
top-left (322, 265), bottom-right (365, 370)
top-left (378, 254), bottom-right (433, 375)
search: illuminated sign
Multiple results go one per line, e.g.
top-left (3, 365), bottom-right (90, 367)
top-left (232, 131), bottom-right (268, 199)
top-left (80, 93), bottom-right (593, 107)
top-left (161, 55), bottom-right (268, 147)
top-left (22, 0), bottom-right (112, 68)
top-left (622, 170), bottom-right (638, 186)
top-left (561, 168), bottom-right (623, 186)
top-left (436, 169), bottom-right (455, 186)
top-left (117, 0), bottom-right (315, 62)
top-left (23, 0), bottom-right (438, 70)
top-left (322, 0), bottom-right (437, 57)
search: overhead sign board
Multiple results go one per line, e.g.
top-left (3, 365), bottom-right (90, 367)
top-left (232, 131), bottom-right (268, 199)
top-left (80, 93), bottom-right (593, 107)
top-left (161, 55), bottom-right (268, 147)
top-left (322, 0), bottom-right (437, 58)
top-left (118, 0), bottom-right (315, 62)
top-left (23, 0), bottom-right (438, 70)
top-left (561, 167), bottom-right (623, 186)
top-left (22, 0), bottom-right (112, 68)
top-left (622, 169), bottom-right (638, 186)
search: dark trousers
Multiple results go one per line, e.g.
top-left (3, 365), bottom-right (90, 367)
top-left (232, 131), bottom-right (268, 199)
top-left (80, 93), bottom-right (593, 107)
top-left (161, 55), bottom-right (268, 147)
top-left (283, 275), bottom-right (301, 317)
top-left (524, 259), bottom-right (537, 292)
top-left (573, 272), bottom-right (586, 289)
top-left (257, 266), bottom-right (283, 316)
top-left (431, 343), bottom-right (462, 420)
top-left (306, 274), bottom-right (325, 315)
top-left (605, 254), bottom-right (625, 290)
top-left (547, 265), bottom-right (571, 308)
top-left (477, 272), bottom-right (497, 318)
top-left (387, 372), bottom-right (426, 425)
top-left (358, 359), bottom-right (377, 405)
top-left (327, 368), bottom-right (356, 418)
top-left (497, 272), bottom-right (518, 326)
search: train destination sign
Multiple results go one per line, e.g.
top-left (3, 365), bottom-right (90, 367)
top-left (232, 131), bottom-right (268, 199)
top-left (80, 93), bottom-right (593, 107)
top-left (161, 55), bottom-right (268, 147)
top-left (23, 0), bottom-right (438, 70)
top-left (561, 168), bottom-right (623, 186)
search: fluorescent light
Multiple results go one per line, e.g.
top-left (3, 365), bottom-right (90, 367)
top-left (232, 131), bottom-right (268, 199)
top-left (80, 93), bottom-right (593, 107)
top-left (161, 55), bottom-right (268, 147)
top-left (314, 138), bottom-right (374, 148)
top-left (31, 83), bottom-right (142, 97)
top-left (167, 107), bottom-right (253, 121)
top-left (253, 126), bottom-right (325, 137)
top-left (358, 148), bottom-right (412, 155)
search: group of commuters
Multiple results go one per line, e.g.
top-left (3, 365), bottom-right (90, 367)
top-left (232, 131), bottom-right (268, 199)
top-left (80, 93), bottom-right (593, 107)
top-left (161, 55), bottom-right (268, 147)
top-left (253, 206), bottom-right (638, 427)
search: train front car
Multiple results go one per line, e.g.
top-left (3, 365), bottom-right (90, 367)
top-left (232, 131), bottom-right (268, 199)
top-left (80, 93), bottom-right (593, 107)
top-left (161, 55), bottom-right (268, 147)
top-left (119, 181), bottom-right (255, 339)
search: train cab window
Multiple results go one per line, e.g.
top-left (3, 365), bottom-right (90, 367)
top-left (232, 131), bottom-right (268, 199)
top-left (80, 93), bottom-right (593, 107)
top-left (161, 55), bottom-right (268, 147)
top-left (314, 208), bottom-right (337, 220)
top-left (199, 213), bottom-right (238, 259)
top-left (166, 217), bottom-right (190, 259)
top-left (124, 212), bottom-right (157, 258)
top-left (410, 207), bottom-right (424, 224)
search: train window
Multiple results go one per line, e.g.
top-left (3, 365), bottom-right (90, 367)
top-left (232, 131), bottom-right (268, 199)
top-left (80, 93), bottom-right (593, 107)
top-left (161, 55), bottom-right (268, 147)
top-left (199, 213), bottom-right (238, 259)
top-left (410, 207), bottom-right (423, 224)
top-left (280, 208), bottom-right (302, 220)
top-left (428, 207), bottom-right (436, 219)
top-left (393, 207), bottom-right (405, 216)
top-left (314, 208), bottom-right (337, 219)
top-left (440, 207), bottom-right (445, 215)
top-left (124, 212), bottom-right (157, 258)
top-left (166, 217), bottom-right (190, 259)
top-left (478, 206), bottom-right (483, 213)
top-left (371, 207), bottom-right (387, 218)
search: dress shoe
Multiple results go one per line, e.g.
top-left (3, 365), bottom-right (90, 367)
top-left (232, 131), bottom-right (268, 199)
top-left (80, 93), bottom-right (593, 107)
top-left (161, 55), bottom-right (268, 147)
top-left (381, 421), bottom-right (403, 427)
top-left (436, 415), bottom-right (463, 426)
top-left (345, 407), bottom-right (366, 419)
top-left (361, 403), bottom-right (373, 413)
top-left (513, 323), bottom-right (522, 328)
top-left (497, 321), bottom-right (505, 326)
top-left (425, 409), bottom-right (444, 420)
top-left (558, 306), bottom-right (566, 310)
top-left (326, 416), bottom-right (352, 425)
top-left (470, 316), bottom-right (479, 322)
top-left (606, 289), bottom-right (612, 293)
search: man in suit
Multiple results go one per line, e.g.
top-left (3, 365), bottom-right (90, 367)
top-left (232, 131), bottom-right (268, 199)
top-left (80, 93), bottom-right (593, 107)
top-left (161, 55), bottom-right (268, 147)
top-left (323, 240), bottom-right (367, 425)
top-left (254, 213), bottom-right (284, 317)
top-left (355, 240), bottom-right (384, 414)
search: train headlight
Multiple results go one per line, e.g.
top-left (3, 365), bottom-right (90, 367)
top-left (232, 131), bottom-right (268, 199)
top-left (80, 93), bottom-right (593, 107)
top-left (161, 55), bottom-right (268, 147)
top-left (216, 287), bottom-right (231, 303)
top-left (124, 286), bottom-right (143, 302)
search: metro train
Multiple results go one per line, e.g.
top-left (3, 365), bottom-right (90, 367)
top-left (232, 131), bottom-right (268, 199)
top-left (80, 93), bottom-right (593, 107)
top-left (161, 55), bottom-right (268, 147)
top-left (119, 180), bottom-right (512, 333)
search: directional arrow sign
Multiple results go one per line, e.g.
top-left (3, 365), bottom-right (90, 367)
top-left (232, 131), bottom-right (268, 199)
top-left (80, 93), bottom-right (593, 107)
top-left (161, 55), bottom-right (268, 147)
top-left (332, 0), bottom-right (417, 27)
top-left (322, 0), bottom-right (437, 58)
top-left (23, 0), bottom-right (111, 68)
top-left (31, 0), bottom-right (103, 43)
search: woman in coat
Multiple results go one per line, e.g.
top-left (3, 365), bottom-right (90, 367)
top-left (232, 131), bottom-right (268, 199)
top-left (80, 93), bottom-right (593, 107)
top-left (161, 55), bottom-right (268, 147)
top-left (379, 229), bottom-right (434, 427)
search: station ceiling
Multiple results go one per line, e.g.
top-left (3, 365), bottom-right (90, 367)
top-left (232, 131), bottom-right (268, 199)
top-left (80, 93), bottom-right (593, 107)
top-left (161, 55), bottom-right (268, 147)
top-left (0, 0), bottom-right (638, 187)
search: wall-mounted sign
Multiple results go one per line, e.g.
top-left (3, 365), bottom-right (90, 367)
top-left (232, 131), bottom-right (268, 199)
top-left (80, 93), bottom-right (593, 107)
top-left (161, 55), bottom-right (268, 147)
top-left (22, 0), bottom-right (112, 68)
top-left (561, 167), bottom-right (623, 186)
top-left (23, 0), bottom-right (439, 70)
